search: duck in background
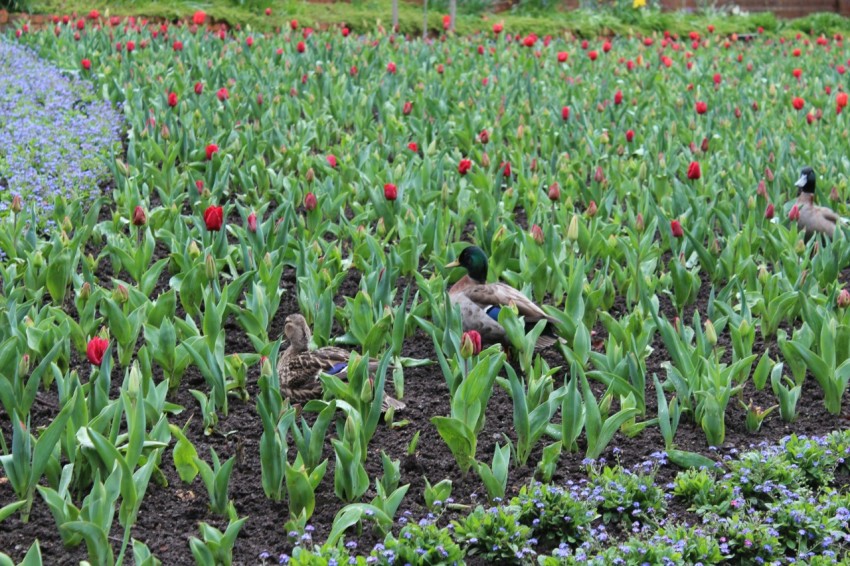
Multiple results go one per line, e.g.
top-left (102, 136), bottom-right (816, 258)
top-left (792, 166), bottom-right (848, 237)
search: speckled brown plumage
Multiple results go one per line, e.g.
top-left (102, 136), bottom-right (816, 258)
top-left (277, 314), bottom-right (405, 411)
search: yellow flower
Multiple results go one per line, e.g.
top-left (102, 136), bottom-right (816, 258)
top-left (633, 0), bottom-right (646, 7)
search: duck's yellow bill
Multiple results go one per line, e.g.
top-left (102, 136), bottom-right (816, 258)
top-left (445, 260), bottom-right (460, 268)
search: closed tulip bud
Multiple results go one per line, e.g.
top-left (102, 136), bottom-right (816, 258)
top-left (739, 319), bottom-right (750, 337)
top-left (795, 239), bottom-right (806, 254)
top-left (567, 214), bottom-right (579, 241)
top-left (548, 182), bottom-right (560, 201)
top-left (460, 330), bottom-right (482, 358)
top-left (758, 264), bottom-right (769, 284)
top-left (594, 166), bottom-right (605, 183)
top-left (635, 213), bottom-right (645, 232)
top-left (704, 319), bottom-right (717, 346)
top-left (481, 152), bottom-right (490, 168)
top-left (18, 354), bottom-right (30, 377)
top-left (747, 195), bottom-right (756, 210)
top-left (264, 252), bottom-right (273, 268)
top-left (305, 167), bottom-right (315, 182)
top-left (247, 212), bottom-right (257, 232)
top-left (377, 217), bottom-right (387, 237)
top-left (260, 356), bottom-right (273, 378)
top-left (531, 224), bottom-right (544, 245)
top-left (765, 203), bottom-right (775, 219)
top-left (586, 200), bottom-right (598, 217)
top-left (756, 179), bottom-right (767, 198)
top-left (113, 284), bottom-right (129, 304)
top-left (23, 316), bottom-right (34, 328)
top-left (132, 205), bottom-right (146, 226)
top-left (10, 194), bottom-right (22, 214)
top-left (838, 288), bottom-right (850, 308)
top-left (62, 216), bottom-right (73, 233)
top-left (188, 241), bottom-right (201, 259)
top-left (304, 192), bottom-right (318, 211)
top-left (205, 254), bottom-right (217, 280)
top-left (830, 186), bottom-right (840, 201)
top-left (765, 166), bottom-right (774, 181)
top-left (79, 281), bottom-right (92, 301)
top-left (789, 204), bottom-right (800, 221)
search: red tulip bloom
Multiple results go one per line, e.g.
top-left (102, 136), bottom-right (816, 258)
top-left (793, 48), bottom-right (801, 57)
top-left (837, 288), bottom-right (850, 309)
top-left (614, 90), bottom-right (623, 105)
top-left (205, 144), bottom-right (219, 160)
top-left (173, 40), bottom-right (183, 51)
top-left (442, 15), bottom-right (451, 30)
top-left (765, 203), bottom-right (775, 219)
top-left (789, 204), bottom-right (800, 221)
top-left (88, 9), bottom-right (100, 19)
top-left (403, 101), bottom-right (413, 115)
top-left (387, 62), bottom-right (397, 74)
top-left (408, 142), bottom-right (418, 153)
top-left (713, 73), bottom-right (721, 85)
top-left (838, 92), bottom-right (849, 110)
top-left (204, 205), bottom-right (224, 231)
top-left (792, 97), bottom-right (805, 111)
top-left (247, 212), bottom-right (257, 232)
top-left (132, 206), bottom-right (147, 226)
top-left (126, 41), bottom-right (135, 52)
top-left (670, 220), bottom-right (684, 238)
top-left (501, 162), bottom-right (511, 178)
top-left (458, 159), bottom-right (472, 175)
top-left (87, 337), bottom-right (109, 366)
top-left (326, 154), bottom-right (338, 168)
top-left (192, 11), bottom-right (206, 25)
top-left (687, 161), bottom-right (701, 180)
top-left (523, 34), bottom-right (536, 47)
top-left (167, 92), bottom-right (178, 107)
top-left (548, 183), bottom-right (560, 201)
top-left (557, 51), bottom-right (568, 63)
top-left (588, 50), bottom-right (598, 61)
top-left (479, 129), bottom-right (489, 144)
top-left (217, 87), bottom-right (229, 101)
top-left (460, 330), bottom-right (482, 358)
top-left (304, 192), bottom-right (318, 211)
top-left (194, 82), bottom-right (204, 95)
top-left (695, 101), bottom-right (708, 114)
top-left (290, 19), bottom-right (299, 30)
top-left (81, 58), bottom-right (91, 70)
top-left (625, 129), bottom-right (635, 142)
top-left (384, 183), bottom-right (398, 201)
top-left (561, 106), bottom-right (570, 120)
top-left (493, 23), bottom-right (503, 34)
top-left (297, 41), bottom-right (306, 53)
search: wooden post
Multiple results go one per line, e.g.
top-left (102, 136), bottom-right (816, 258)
top-left (449, 0), bottom-right (457, 31)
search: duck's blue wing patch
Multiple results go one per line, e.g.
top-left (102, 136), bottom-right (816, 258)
top-left (327, 362), bottom-right (348, 375)
top-left (484, 306), bottom-right (501, 322)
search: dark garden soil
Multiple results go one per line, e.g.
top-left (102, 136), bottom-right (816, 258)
top-left (1, 246), bottom-right (850, 565)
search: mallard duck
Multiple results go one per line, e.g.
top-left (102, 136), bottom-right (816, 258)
top-left (446, 245), bottom-right (559, 350)
top-left (793, 166), bottom-right (848, 237)
top-left (278, 314), bottom-right (405, 411)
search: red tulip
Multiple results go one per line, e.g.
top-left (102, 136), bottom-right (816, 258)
top-left (792, 68), bottom-right (802, 79)
top-left (695, 101), bottom-right (708, 114)
top-left (460, 330), bottom-right (482, 358)
top-left (586, 200), bottom-right (598, 217)
top-left (442, 15), bottom-right (451, 30)
top-left (548, 183), bottom-right (560, 201)
top-left (387, 62), bottom-right (397, 74)
top-left (501, 162), bottom-right (511, 178)
top-left (614, 90), bottom-right (623, 105)
top-left (493, 23), bottom-right (503, 34)
top-left (765, 203), bottom-right (775, 219)
top-left (557, 51), bottom-right (568, 63)
top-left (86, 337), bottom-right (109, 366)
top-left (247, 212), bottom-right (257, 232)
top-left (838, 92), bottom-right (849, 110)
top-left (670, 219), bottom-right (684, 238)
top-left (793, 48), bottom-right (801, 57)
top-left (588, 50), bottom-right (598, 61)
top-left (246, 36), bottom-right (254, 47)
top-left (205, 144), bottom-right (219, 160)
top-left (290, 19), bottom-right (298, 30)
top-left (304, 192), bottom-right (318, 211)
top-left (602, 41), bottom-right (612, 53)
top-left (713, 73), bottom-right (722, 85)
top-left (402, 101), bottom-right (413, 115)
top-left (192, 11), bottom-right (206, 25)
top-left (88, 9), bottom-right (99, 19)
top-left (408, 142), bottom-right (418, 153)
top-left (531, 224), bottom-right (544, 245)
top-left (838, 289), bottom-right (850, 309)
top-left (204, 205), bottom-right (224, 231)
top-left (561, 106), bottom-right (570, 121)
top-left (625, 129), bottom-right (635, 142)
top-left (132, 206), bottom-right (146, 226)
top-left (167, 92), bottom-right (178, 107)
top-left (687, 161), bottom-right (701, 180)
top-left (342, 27), bottom-right (350, 37)
top-left (458, 159), bottom-right (472, 175)
top-left (194, 82), bottom-right (203, 95)
top-left (126, 41), bottom-right (135, 52)
top-left (173, 40), bottom-right (183, 51)
top-left (792, 97), bottom-right (805, 111)
top-left (81, 58), bottom-right (91, 70)
top-left (217, 87), bottom-right (229, 101)
top-left (297, 41), bottom-right (306, 53)
top-left (384, 183), bottom-right (398, 201)
top-left (789, 204), bottom-right (800, 221)
top-left (479, 129), bottom-right (489, 144)
top-left (326, 154), bottom-right (338, 168)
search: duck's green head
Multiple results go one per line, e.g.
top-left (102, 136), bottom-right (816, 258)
top-left (447, 245), bottom-right (488, 283)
